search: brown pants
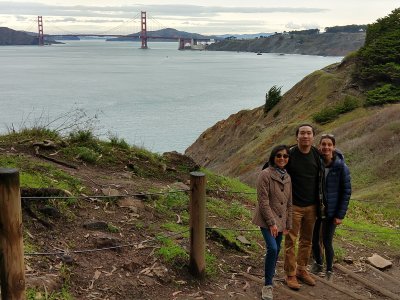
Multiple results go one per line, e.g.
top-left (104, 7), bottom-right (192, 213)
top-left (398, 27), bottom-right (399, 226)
top-left (284, 204), bottom-right (317, 276)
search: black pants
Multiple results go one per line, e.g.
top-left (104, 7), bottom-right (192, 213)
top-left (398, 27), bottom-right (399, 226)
top-left (312, 217), bottom-right (337, 272)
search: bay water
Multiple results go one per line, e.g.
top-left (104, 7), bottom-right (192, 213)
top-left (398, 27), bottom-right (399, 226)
top-left (0, 40), bottom-right (341, 153)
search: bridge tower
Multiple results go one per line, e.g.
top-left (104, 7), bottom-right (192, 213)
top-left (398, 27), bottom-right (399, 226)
top-left (140, 11), bottom-right (148, 49)
top-left (37, 16), bottom-right (44, 46)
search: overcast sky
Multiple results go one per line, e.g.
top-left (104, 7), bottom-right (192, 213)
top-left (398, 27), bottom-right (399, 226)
top-left (0, 1), bottom-right (398, 35)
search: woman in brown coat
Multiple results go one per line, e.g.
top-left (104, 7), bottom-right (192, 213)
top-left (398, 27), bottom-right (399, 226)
top-left (252, 145), bottom-right (293, 300)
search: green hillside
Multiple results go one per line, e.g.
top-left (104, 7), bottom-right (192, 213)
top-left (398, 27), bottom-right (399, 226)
top-left (186, 8), bottom-right (400, 206)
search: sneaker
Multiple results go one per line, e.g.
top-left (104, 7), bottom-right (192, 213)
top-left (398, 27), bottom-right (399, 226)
top-left (310, 262), bottom-right (323, 274)
top-left (326, 271), bottom-right (334, 282)
top-left (296, 269), bottom-right (316, 286)
top-left (261, 285), bottom-right (273, 300)
top-left (285, 276), bottom-right (301, 290)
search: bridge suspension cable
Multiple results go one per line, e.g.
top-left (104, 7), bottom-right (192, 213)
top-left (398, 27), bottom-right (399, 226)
top-left (44, 17), bottom-right (141, 36)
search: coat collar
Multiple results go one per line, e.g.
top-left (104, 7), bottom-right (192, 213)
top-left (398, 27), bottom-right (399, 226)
top-left (268, 166), bottom-right (290, 183)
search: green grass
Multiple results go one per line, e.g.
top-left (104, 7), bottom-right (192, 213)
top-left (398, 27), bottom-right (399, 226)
top-left (206, 197), bottom-right (251, 220)
top-left (107, 223), bottom-right (120, 233)
top-left (156, 235), bottom-right (189, 267)
top-left (26, 263), bottom-right (74, 300)
top-left (202, 168), bottom-right (256, 203)
top-left (161, 222), bottom-right (190, 238)
top-left (154, 190), bottom-right (189, 218)
top-left (336, 218), bottom-right (400, 250)
top-left (0, 155), bottom-right (82, 193)
top-left (333, 243), bottom-right (347, 262)
top-left (26, 287), bottom-right (73, 300)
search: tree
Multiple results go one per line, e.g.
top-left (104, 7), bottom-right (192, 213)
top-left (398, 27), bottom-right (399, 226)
top-left (324, 25), bottom-right (367, 33)
top-left (355, 8), bottom-right (400, 85)
top-left (353, 8), bottom-right (400, 105)
top-left (264, 86), bottom-right (282, 114)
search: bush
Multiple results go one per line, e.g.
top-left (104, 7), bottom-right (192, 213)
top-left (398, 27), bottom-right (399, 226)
top-left (109, 134), bottom-right (130, 150)
top-left (365, 84), bottom-right (400, 106)
top-left (313, 107), bottom-right (338, 124)
top-left (264, 85), bottom-right (282, 114)
top-left (336, 96), bottom-right (360, 113)
top-left (313, 96), bottom-right (360, 124)
top-left (66, 146), bottom-right (99, 163)
top-left (69, 130), bottom-right (95, 143)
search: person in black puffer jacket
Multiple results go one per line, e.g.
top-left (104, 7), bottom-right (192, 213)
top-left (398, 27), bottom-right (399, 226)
top-left (311, 134), bottom-right (351, 281)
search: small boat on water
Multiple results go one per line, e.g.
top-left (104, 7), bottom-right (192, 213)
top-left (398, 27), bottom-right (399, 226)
top-left (256, 51), bottom-right (262, 55)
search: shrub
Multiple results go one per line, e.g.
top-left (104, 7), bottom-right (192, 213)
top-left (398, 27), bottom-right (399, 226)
top-left (66, 146), bottom-right (99, 163)
top-left (312, 107), bottom-right (338, 124)
top-left (69, 130), bottom-right (95, 144)
top-left (312, 96), bottom-right (360, 124)
top-left (365, 84), bottom-right (400, 106)
top-left (109, 134), bottom-right (130, 150)
top-left (336, 96), bottom-right (360, 113)
top-left (264, 85), bottom-right (282, 114)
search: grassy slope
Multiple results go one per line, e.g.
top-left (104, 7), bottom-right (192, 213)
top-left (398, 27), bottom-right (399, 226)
top-left (185, 58), bottom-right (400, 246)
top-left (185, 58), bottom-right (400, 202)
top-left (0, 119), bottom-right (398, 299)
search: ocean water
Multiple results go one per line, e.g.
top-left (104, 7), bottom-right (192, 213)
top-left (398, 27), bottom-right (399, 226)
top-left (0, 40), bottom-right (341, 153)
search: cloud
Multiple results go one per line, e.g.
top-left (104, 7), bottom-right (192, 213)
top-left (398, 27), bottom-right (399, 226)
top-left (0, 2), bottom-right (328, 19)
top-left (15, 15), bottom-right (29, 21)
top-left (285, 21), bottom-right (320, 30)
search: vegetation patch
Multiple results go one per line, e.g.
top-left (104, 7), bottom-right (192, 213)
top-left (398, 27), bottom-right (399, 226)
top-left (365, 84), bottom-right (400, 106)
top-left (0, 155), bottom-right (82, 193)
top-left (203, 168), bottom-right (256, 203)
top-left (264, 85), bottom-right (282, 114)
top-left (336, 218), bottom-right (400, 250)
top-left (156, 235), bottom-right (189, 268)
top-left (353, 8), bottom-right (400, 103)
top-left (312, 96), bottom-right (360, 124)
top-left (26, 287), bottom-right (73, 300)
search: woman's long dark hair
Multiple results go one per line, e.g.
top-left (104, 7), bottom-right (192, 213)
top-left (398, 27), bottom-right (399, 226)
top-left (268, 145), bottom-right (290, 167)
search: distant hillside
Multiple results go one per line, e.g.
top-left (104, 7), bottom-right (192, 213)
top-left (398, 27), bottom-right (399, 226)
top-left (0, 27), bottom-right (61, 45)
top-left (206, 32), bottom-right (366, 56)
top-left (107, 28), bottom-right (219, 42)
top-left (0, 27), bottom-right (39, 45)
top-left (217, 33), bottom-right (273, 39)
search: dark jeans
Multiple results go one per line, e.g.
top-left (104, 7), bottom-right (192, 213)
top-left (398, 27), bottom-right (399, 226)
top-left (312, 217), bottom-right (337, 272)
top-left (261, 227), bottom-right (283, 285)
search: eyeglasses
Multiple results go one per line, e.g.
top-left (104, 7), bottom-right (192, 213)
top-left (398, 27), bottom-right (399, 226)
top-left (276, 154), bottom-right (289, 159)
top-left (321, 133), bottom-right (335, 138)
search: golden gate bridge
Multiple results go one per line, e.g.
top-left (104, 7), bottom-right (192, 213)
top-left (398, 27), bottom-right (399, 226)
top-left (36, 11), bottom-right (217, 50)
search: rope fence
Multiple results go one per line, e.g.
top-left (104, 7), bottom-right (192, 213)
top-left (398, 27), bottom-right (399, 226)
top-left (21, 189), bottom-right (189, 201)
top-left (24, 229), bottom-right (190, 257)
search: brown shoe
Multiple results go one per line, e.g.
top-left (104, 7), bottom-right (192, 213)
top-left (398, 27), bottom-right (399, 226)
top-left (296, 269), bottom-right (316, 286)
top-left (285, 275), bottom-right (301, 290)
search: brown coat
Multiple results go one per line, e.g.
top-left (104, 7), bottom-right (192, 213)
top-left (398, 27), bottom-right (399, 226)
top-left (252, 166), bottom-right (293, 232)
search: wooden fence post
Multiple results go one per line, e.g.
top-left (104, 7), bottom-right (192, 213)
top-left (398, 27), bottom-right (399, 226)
top-left (0, 168), bottom-right (25, 300)
top-left (189, 171), bottom-right (206, 278)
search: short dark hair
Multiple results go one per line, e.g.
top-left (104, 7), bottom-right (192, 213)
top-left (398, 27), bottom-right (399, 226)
top-left (296, 123), bottom-right (315, 136)
top-left (268, 145), bottom-right (290, 167)
top-left (319, 134), bottom-right (336, 146)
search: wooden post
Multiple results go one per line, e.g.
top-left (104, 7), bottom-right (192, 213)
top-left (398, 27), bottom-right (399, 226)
top-left (189, 171), bottom-right (206, 278)
top-left (0, 168), bottom-right (25, 300)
